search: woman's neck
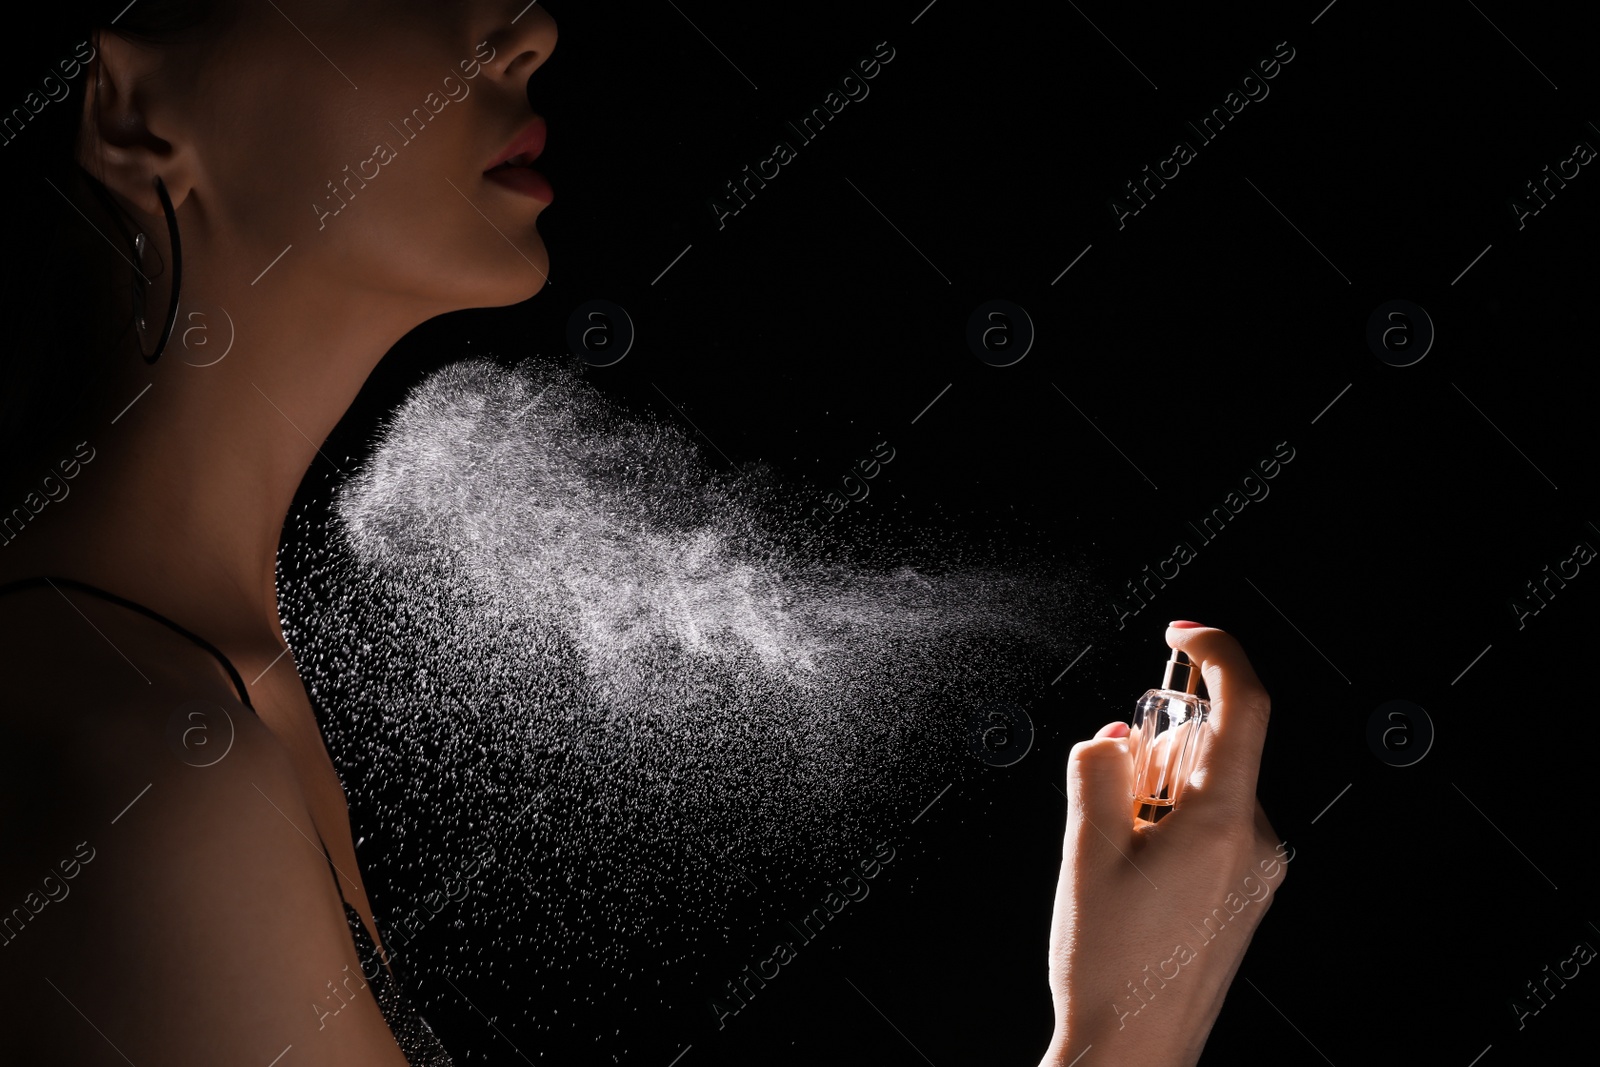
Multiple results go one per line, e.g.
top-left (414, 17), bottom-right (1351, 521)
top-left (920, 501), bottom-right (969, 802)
top-left (0, 264), bottom-right (432, 656)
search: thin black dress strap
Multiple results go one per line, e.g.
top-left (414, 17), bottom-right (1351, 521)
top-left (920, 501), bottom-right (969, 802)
top-left (318, 838), bottom-right (355, 905)
top-left (0, 575), bottom-right (355, 900)
top-left (0, 575), bottom-right (256, 711)
top-left (0, 576), bottom-right (451, 1051)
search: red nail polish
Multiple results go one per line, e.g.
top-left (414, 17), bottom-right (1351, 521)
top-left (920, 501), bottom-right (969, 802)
top-left (1105, 721), bottom-right (1129, 739)
top-left (1169, 620), bottom-right (1204, 628)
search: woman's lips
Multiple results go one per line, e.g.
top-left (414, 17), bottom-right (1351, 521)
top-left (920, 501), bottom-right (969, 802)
top-left (485, 165), bottom-right (554, 202)
top-left (484, 115), bottom-right (552, 202)
top-left (485, 116), bottom-right (548, 171)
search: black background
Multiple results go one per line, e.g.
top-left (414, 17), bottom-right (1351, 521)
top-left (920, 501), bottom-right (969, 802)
top-left (289, 1), bottom-right (1598, 1064)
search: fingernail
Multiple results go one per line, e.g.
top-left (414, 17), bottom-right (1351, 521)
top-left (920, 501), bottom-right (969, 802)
top-left (1096, 721), bottom-right (1130, 739)
top-left (1169, 620), bottom-right (1204, 628)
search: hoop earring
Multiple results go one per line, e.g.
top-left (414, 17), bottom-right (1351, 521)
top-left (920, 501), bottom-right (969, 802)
top-left (131, 175), bottom-right (183, 364)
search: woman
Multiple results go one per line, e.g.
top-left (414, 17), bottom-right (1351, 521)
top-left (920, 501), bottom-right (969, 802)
top-left (0, 3), bottom-right (1285, 1063)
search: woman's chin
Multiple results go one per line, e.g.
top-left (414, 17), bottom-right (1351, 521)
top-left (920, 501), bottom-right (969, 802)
top-left (463, 257), bottom-right (553, 310)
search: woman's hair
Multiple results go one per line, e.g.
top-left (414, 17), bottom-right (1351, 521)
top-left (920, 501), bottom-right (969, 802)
top-left (0, 1), bottom-right (232, 501)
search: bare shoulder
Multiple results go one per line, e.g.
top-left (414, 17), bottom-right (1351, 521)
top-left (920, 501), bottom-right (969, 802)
top-left (0, 595), bottom-right (411, 1065)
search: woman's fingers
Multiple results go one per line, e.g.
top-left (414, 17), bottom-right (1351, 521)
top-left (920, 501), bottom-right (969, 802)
top-left (1064, 732), bottom-right (1135, 864)
top-left (1163, 623), bottom-right (1272, 817)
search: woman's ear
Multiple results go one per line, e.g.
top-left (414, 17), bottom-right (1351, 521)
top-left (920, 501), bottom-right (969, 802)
top-left (77, 29), bottom-right (194, 218)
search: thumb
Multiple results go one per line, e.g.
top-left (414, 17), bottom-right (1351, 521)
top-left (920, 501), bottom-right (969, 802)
top-left (1064, 731), bottom-right (1135, 861)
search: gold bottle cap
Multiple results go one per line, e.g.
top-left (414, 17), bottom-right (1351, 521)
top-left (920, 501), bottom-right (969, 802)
top-left (1160, 648), bottom-right (1201, 695)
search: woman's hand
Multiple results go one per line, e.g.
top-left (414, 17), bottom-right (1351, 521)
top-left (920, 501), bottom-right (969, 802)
top-left (1039, 623), bottom-right (1291, 1067)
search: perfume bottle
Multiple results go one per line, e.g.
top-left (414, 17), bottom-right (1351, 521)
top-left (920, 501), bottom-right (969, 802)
top-left (1130, 647), bottom-right (1210, 822)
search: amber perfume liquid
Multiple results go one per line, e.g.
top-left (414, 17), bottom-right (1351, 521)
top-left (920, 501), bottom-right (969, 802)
top-left (1130, 649), bottom-right (1210, 823)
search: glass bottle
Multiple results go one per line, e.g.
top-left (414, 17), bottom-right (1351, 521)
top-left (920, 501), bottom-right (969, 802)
top-left (1130, 648), bottom-right (1210, 822)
